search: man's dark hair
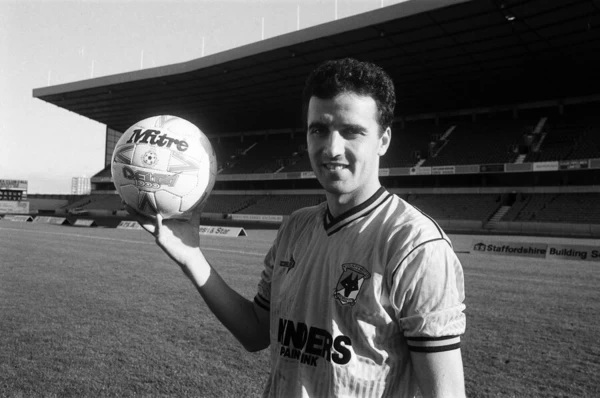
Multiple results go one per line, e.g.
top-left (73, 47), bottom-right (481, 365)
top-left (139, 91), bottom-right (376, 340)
top-left (302, 58), bottom-right (396, 131)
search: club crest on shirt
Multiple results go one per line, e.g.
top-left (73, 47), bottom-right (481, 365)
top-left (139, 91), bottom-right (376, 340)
top-left (334, 263), bottom-right (371, 306)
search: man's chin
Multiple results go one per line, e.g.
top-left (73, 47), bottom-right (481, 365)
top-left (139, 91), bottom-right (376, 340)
top-left (319, 179), bottom-right (352, 196)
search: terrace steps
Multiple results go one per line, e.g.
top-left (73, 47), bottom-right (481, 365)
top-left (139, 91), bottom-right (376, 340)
top-left (485, 205), bottom-right (511, 229)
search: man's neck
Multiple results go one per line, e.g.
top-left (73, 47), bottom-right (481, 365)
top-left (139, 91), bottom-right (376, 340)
top-left (325, 183), bottom-right (382, 218)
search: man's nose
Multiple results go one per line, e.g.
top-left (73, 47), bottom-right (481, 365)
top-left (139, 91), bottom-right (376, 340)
top-left (324, 130), bottom-right (344, 158)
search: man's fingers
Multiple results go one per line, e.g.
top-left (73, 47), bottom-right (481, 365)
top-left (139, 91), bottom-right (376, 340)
top-left (155, 213), bottom-right (164, 237)
top-left (123, 203), bottom-right (157, 234)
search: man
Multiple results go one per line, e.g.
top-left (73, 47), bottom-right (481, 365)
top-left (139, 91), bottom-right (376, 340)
top-left (131, 58), bottom-right (466, 397)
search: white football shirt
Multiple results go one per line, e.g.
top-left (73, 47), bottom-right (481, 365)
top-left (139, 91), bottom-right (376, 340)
top-left (255, 187), bottom-right (466, 398)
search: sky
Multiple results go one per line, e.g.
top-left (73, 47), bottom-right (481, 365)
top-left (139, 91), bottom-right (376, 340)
top-left (0, 0), bottom-right (408, 194)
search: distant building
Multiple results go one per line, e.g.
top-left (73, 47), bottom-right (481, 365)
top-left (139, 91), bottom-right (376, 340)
top-left (0, 179), bottom-right (29, 214)
top-left (71, 177), bottom-right (91, 195)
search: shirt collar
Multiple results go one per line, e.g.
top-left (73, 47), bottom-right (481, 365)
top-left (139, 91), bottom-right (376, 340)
top-left (323, 186), bottom-right (392, 236)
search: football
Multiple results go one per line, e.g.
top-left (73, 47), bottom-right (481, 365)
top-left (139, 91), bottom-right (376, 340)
top-left (111, 115), bottom-right (217, 219)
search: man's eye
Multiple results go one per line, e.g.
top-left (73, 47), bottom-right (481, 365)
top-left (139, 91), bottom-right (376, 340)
top-left (343, 128), bottom-right (362, 137)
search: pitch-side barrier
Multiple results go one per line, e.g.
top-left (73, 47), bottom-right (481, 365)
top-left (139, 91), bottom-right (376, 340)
top-left (73, 219), bottom-right (97, 227)
top-left (199, 225), bottom-right (247, 237)
top-left (471, 239), bottom-right (600, 262)
top-left (33, 216), bottom-right (70, 225)
top-left (2, 215), bottom-right (34, 222)
top-left (116, 221), bottom-right (144, 230)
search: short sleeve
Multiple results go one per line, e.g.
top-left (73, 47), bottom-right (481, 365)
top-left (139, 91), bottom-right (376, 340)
top-left (254, 217), bottom-right (291, 311)
top-left (390, 238), bottom-right (466, 353)
top-left (254, 241), bottom-right (276, 311)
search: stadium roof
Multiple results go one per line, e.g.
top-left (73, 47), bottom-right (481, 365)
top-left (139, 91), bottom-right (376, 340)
top-left (33, 0), bottom-right (600, 134)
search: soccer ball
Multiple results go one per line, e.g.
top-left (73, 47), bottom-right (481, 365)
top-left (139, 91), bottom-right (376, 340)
top-left (111, 115), bottom-right (217, 219)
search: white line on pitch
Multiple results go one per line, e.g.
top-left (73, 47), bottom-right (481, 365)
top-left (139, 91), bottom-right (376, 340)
top-left (0, 227), bottom-right (264, 257)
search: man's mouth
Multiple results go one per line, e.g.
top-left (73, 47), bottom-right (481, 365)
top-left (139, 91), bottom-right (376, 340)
top-left (324, 163), bottom-right (348, 171)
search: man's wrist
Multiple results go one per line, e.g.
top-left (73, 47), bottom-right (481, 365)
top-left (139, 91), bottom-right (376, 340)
top-left (184, 249), bottom-right (212, 287)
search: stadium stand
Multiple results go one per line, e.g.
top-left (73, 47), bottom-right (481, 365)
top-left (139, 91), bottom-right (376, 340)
top-left (237, 195), bottom-right (326, 215)
top-left (573, 128), bottom-right (600, 160)
top-left (62, 195), bottom-right (95, 212)
top-left (406, 193), bottom-right (501, 222)
top-left (79, 195), bottom-right (124, 212)
top-left (59, 194), bottom-right (124, 214)
top-left (502, 193), bottom-right (600, 225)
top-left (219, 135), bottom-right (306, 174)
top-left (280, 151), bottom-right (312, 173)
top-left (559, 109), bottom-right (600, 160)
top-left (213, 137), bottom-right (253, 172)
top-left (211, 111), bottom-right (599, 173)
top-left (220, 121), bottom-right (453, 173)
top-left (202, 195), bottom-right (260, 214)
top-left (424, 117), bottom-right (534, 166)
top-left (28, 1), bottom-right (600, 237)
top-left (381, 122), bottom-right (449, 168)
top-left (526, 122), bottom-right (583, 162)
top-left (25, 195), bottom-right (74, 214)
top-left (501, 193), bottom-right (531, 222)
top-left (525, 105), bottom-right (600, 162)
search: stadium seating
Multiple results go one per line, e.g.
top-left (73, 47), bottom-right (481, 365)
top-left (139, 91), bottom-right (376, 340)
top-left (237, 195), bottom-right (326, 215)
top-left (502, 193), bottom-right (600, 224)
top-left (381, 122), bottom-right (448, 168)
top-left (214, 138), bottom-right (254, 172)
top-left (405, 193), bottom-right (501, 221)
top-left (525, 123), bottom-right (582, 162)
top-left (202, 195), bottom-right (260, 214)
top-left (80, 195), bottom-right (124, 211)
top-left (570, 127), bottom-right (600, 160)
top-left (500, 193), bottom-right (532, 222)
top-left (219, 135), bottom-right (306, 174)
top-left (280, 153), bottom-right (312, 172)
top-left (424, 118), bottom-right (532, 166)
top-left (26, 197), bottom-right (70, 213)
top-left (62, 195), bottom-right (95, 211)
top-left (207, 112), bottom-right (600, 173)
top-left (525, 106), bottom-right (600, 162)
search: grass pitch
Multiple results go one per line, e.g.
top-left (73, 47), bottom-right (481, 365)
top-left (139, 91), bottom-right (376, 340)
top-left (1, 222), bottom-right (599, 397)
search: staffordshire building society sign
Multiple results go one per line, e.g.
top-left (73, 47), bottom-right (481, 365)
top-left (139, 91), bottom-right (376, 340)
top-left (472, 241), bottom-right (600, 262)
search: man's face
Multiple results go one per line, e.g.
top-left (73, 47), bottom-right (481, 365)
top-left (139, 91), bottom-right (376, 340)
top-left (307, 92), bottom-right (390, 207)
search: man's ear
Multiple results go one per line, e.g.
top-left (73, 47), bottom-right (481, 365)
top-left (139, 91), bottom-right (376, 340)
top-left (378, 127), bottom-right (391, 156)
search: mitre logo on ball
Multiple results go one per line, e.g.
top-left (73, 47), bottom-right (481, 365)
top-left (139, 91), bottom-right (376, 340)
top-left (111, 115), bottom-right (217, 219)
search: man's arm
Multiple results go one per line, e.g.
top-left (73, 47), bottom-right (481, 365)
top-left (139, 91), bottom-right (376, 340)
top-left (393, 239), bottom-right (467, 397)
top-left (183, 247), bottom-right (271, 352)
top-left (411, 349), bottom-right (465, 398)
top-left (130, 208), bottom-right (270, 352)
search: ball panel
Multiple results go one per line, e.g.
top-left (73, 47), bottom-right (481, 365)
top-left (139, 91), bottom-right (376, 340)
top-left (118, 184), bottom-right (142, 211)
top-left (159, 173), bottom-right (199, 196)
top-left (180, 188), bottom-right (210, 213)
top-left (131, 144), bottom-right (172, 172)
top-left (167, 150), bottom-right (202, 173)
top-left (137, 190), bottom-right (158, 216)
top-left (113, 143), bottom-right (136, 165)
top-left (154, 190), bottom-right (184, 219)
top-left (112, 163), bottom-right (180, 193)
